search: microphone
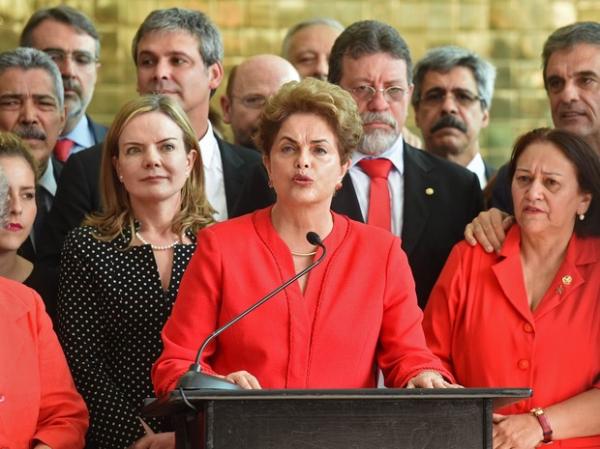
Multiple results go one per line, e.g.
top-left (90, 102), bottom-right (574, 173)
top-left (177, 232), bottom-right (326, 390)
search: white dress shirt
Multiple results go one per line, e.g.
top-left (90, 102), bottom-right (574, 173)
top-left (349, 136), bottom-right (405, 236)
top-left (62, 115), bottom-right (96, 155)
top-left (199, 121), bottom-right (228, 221)
top-left (465, 152), bottom-right (488, 189)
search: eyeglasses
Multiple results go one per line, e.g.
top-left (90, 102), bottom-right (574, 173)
top-left (232, 94), bottom-right (268, 109)
top-left (419, 88), bottom-right (482, 108)
top-left (348, 85), bottom-right (407, 102)
top-left (44, 49), bottom-right (98, 67)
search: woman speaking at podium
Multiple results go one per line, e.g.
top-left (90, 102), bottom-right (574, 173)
top-left (153, 79), bottom-right (454, 392)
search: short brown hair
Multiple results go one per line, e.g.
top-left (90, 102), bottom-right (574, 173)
top-left (509, 127), bottom-right (600, 237)
top-left (255, 78), bottom-right (362, 163)
top-left (0, 131), bottom-right (38, 179)
top-left (84, 95), bottom-right (214, 244)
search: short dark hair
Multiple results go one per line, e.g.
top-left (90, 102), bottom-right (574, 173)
top-left (20, 5), bottom-right (100, 58)
top-left (412, 46), bottom-right (496, 110)
top-left (542, 22), bottom-right (600, 90)
top-left (328, 20), bottom-right (412, 85)
top-left (509, 127), bottom-right (600, 237)
top-left (131, 8), bottom-right (223, 67)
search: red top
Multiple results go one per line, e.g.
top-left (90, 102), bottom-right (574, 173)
top-left (424, 226), bottom-right (600, 448)
top-left (0, 277), bottom-right (88, 449)
top-left (152, 208), bottom-right (451, 394)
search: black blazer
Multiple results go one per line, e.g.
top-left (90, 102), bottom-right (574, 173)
top-left (489, 162), bottom-right (513, 214)
top-left (37, 134), bottom-right (260, 268)
top-left (232, 143), bottom-right (484, 308)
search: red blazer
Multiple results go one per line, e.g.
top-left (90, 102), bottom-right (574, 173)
top-left (0, 277), bottom-right (88, 449)
top-left (424, 226), bottom-right (600, 448)
top-left (153, 208), bottom-right (451, 394)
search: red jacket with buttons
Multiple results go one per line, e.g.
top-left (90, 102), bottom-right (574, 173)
top-left (423, 226), bottom-right (600, 448)
top-left (0, 277), bottom-right (88, 449)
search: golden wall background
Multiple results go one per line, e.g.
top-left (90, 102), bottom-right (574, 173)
top-left (1, 0), bottom-right (599, 165)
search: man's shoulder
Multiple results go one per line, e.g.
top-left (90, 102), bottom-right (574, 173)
top-left (66, 142), bottom-right (103, 166)
top-left (405, 144), bottom-right (480, 185)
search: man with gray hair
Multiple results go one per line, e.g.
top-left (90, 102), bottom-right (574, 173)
top-left (282, 17), bottom-right (344, 80)
top-left (328, 20), bottom-right (483, 307)
top-left (39, 7), bottom-right (261, 268)
top-left (0, 47), bottom-right (65, 258)
top-left (412, 46), bottom-right (496, 188)
top-left (20, 5), bottom-right (106, 161)
top-left (466, 22), bottom-right (600, 253)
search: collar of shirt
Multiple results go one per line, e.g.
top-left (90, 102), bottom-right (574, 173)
top-left (465, 152), bottom-right (487, 189)
top-left (351, 134), bottom-right (405, 175)
top-left (199, 121), bottom-right (228, 221)
top-left (38, 157), bottom-right (57, 196)
top-left (62, 115), bottom-right (95, 154)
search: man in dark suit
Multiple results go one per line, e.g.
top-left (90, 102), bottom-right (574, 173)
top-left (412, 46), bottom-right (497, 189)
top-left (20, 5), bottom-right (107, 160)
top-left (0, 48), bottom-right (67, 261)
top-left (328, 20), bottom-right (483, 307)
top-left (37, 7), bottom-right (260, 267)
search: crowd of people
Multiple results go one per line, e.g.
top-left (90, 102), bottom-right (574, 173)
top-left (0, 5), bottom-right (598, 449)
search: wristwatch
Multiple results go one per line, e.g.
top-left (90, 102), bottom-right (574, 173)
top-left (531, 407), bottom-right (553, 444)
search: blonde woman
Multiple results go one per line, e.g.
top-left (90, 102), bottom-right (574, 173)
top-left (57, 95), bottom-right (213, 449)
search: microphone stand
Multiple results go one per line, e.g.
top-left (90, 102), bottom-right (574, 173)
top-left (177, 232), bottom-right (326, 390)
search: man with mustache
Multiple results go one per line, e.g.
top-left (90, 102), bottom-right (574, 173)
top-left (412, 46), bottom-right (496, 189)
top-left (466, 22), bottom-right (600, 252)
top-left (0, 48), bottom-right (66, 258)
top-left (327, 21), bottom-right (484, 307)
top-left (220, 54), bottom-right (299, 150)
top-left (37, 7), bottom-right (260, 268)
top-left (20, 5), bottom-right (106, 161)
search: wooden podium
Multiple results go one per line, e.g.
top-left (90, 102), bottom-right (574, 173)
top-left (144, 388), bottom-right (530, 449)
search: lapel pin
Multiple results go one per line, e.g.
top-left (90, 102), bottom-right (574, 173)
top-left (425, 187), bottom-right (434, 196)
top-left (561, 275), bottom-right (572, 285)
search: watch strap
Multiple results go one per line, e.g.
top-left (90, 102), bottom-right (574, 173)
top-left (531, 407), bottom-right (553, 444)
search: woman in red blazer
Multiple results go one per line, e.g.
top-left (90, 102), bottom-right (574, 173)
top-left (0, 166), bottom-right (88, 449)
top-left (424, 128), bottom-right (600, 448)
top-left (153, 78), bottom-right (455, 393)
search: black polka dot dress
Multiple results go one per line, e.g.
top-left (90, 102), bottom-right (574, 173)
top-left (57, 224), bottom-right (196, 449)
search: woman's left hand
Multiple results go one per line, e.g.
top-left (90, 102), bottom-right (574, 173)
top-left (128, 432), bottom-right (175, 449)
top-left (33, 444), bottom-right (51, 449)
top-left (405, 370), bottom-right (461, 388)
top-left (492, 413), bottom-right (543, 449)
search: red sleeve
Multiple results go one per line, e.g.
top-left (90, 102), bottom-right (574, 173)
top-left (31, 289), bottom-right (89, 449)
top-left (422, 243), bottom-right (467, 379)
top-left (378, 238), bottom-right (454, 387)
top-left (152, 227), bottom-right (223, 396)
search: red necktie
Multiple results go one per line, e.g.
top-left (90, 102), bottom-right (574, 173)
top-left (358, 158), bottom-right (393, 231)
top-left (54, 138), bottom-right (75, 162)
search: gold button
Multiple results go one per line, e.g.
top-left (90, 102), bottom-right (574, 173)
top-left (425, 187), bottom-right (434, 195)
top-left (562, 275), bottom-right (572, 285)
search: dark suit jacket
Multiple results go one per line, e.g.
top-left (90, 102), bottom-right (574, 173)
top-left (233, 143), bottom-right (483, 308)
top-left (489, 162), bottom-right (513, 214)
top-left (37, 134), bottom-right (260, 268)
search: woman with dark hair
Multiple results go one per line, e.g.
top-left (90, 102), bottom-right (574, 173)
top-left (0, 163), bottom-right (88, 448)
top-left (424, 128), bottom-right (600, 448)
top-left (57, 95), bottom-right (213, 449)
top-left (153, 78), bottom-right (454, 392)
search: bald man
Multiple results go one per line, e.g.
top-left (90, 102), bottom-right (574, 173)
top-left (221, 54), bottom-right (299, 150)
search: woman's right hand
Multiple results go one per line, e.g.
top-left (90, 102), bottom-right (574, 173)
top-left (129, 432), bottom-right (175, 449)
top-left (225, 370), bottom-right (262, 389)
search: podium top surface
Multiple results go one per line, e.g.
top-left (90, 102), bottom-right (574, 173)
top-left (144, 387), bottom-right (532, 417)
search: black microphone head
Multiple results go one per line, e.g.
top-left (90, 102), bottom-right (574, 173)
top-left (306, 231), bottom-right (323, 246)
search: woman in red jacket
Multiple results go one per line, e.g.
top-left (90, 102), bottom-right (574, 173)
top-left (424, 128), bottom-right (600, 448)
top-left (0, 166), bottom-right (88, 449)
top-left (153, 78), bottom-right (454, 392)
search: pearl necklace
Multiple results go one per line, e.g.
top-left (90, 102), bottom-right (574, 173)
top-left (135, 231), bottom-right (179, 251)
top-left (290, 249), bottom-right (317, 257)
